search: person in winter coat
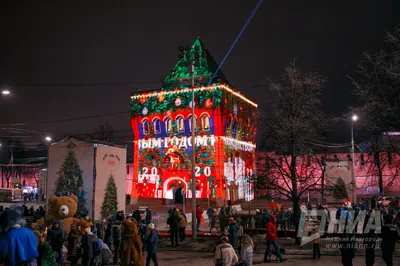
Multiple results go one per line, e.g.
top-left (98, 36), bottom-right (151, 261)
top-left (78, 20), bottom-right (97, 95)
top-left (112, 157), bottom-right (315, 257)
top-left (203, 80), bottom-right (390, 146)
top-left (146, 223), bottom-right (159, 266)
top-left (240, 234), bottom-right (254, 266)
top-left (228, 217), bottom-right (239, 249)
top-left (364, 229), bottom-right (377, 266)
top-left (133, 210), bottom-right (141, 223)
top-left (112, 220), bottom-right (121, 265)
top-left (209, 212), bottom-right (221, 233)
top-left (270, 200), bottom-right (275, 213)
top-left (47, 221), bottom-right (65, 265)
top-left (196, 205), bottom-right (204, 232)
top-left (167, 208), bottom-right (181, 247)
top-left (381, 215), bottom-right (398, 266)
top-left (104, 220), bottom-right (113, 248)
top-left (81, 227), bottom-right (98, 266)
top-left (145, 208), bottom-right (152, 225)
top-left (214, 236), bottom-right (238, 266)
top-left (339, 234), bottom-right (356, 266)
top-left (67, 222), bottom-right (79, 265)
top-left (177, 209), bottom-right (187, 242)
top-left (263, 215), bottom-right (287, 263)
top-left (139, 219), bottom-right (148, 252)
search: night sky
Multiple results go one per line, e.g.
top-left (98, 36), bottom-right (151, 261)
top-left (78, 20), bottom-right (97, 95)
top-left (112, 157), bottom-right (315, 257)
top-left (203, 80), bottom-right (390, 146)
top-left (0, 0), bottom-right (399, 150)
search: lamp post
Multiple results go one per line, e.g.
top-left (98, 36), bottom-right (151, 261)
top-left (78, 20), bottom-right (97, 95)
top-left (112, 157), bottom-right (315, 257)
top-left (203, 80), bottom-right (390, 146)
top-left (351, 114), bottom-right (358, 203)
top-left (178, 43), bottom-right (206, 240)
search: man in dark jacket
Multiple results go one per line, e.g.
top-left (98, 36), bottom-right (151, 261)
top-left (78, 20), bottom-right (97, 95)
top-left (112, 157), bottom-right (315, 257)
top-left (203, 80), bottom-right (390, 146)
top-left (381, 215), bottom-right (398, 266)
top-left (167, 208), bottom-right (181, 247)
top-left (228, 217), bottom-right (238, 249)
top-left (146, 223), bottom-right (158, 266)
top-left (339, 234), bottom-right (356, 266)
top-left (47, 221), bottom-right (65, 265)
top-left (112, 221), bottom-right (121, 265)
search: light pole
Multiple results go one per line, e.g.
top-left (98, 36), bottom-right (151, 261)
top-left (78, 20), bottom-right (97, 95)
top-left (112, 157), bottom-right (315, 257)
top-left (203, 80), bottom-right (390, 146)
top-left (351, 114), bottom-right (358, 203)
top-left (178, 42), bottom-right (206, 240)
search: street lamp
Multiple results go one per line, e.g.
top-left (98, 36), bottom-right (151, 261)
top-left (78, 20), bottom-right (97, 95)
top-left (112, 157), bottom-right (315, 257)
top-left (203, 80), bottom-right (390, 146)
top-left (2, 90), bottom-right (10, 95)
top-left (350, 114), bottom-right (358, 203)
top-left (45, 136), bottom-right (52, 142)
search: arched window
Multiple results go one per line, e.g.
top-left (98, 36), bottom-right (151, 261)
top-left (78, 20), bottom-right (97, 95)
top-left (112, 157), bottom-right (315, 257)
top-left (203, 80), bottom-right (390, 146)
top-left (201, 114), bottom-right (210, 130)
top-left (176, 116), bottom-right (184, 132)
top-left (142, 119), bottom-right (150, 135)
top-left (188, 115), bottom-right (198, 132)
top-left (153, 119), bottom-right (161, 134)
top-left (165, 118), bottom-right (172, 133)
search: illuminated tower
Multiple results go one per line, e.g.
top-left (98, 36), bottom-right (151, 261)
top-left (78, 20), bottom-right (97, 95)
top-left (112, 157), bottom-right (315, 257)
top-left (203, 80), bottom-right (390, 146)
top-left (130, 38), bottom-right (257, 204)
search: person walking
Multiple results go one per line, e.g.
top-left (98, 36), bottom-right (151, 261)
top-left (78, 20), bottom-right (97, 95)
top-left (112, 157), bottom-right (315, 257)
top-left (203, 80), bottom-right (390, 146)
top-left (146, 223), bottom-right (159, 266)
top-left (196, 205), bottom-right (204, 232)
top-left (263, 215), bottom-right (287, 263)
top-left (381, 216), bottom-right (398, 266)
top-left (240, 234), bottom-right (254, 266)
top-left (214, 236), bottom-right (238, 266)
top-left (364, 229), bottom-right (377, 266)
top-left (311, 227), bottom-right (321, 259)
top-left (47, 221), bottom-right (65, 265)
top-left (339, 234), bottom-right (356, 266)
top-left (167, 208), bottom-right (181, 247)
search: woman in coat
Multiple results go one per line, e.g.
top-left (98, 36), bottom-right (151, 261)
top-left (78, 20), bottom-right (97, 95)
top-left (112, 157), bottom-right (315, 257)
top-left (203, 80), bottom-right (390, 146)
top-left (214, 236), bottom-right (238, 266)
top-left (67, 222), bottom-right (79, 265)
top-left (177, 209), bottom-right (187, 242)
top-left (228, 217), bottom-right (238, 249)
top-left (240, 234), bottom-right (254, 266)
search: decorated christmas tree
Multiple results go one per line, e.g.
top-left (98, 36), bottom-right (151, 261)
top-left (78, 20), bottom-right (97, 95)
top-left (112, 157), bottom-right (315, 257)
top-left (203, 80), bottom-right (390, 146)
top-left (100, 174), bottom-right (118, 218)
top-left (332, 177), bottom-right (349, 200)
top-left (54, 150), bottom-right (88, 217)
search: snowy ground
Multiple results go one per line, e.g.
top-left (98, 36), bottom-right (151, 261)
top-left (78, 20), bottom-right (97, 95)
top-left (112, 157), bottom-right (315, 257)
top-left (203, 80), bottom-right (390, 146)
top-left (64, 251), bottom-right (400, 266)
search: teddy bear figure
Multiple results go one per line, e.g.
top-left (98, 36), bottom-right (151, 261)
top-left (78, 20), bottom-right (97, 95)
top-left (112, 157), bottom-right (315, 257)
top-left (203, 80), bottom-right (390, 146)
top-left (47, 194), bottom-right (88, 234)
top-left (119, 220), bottom-right (144, 266)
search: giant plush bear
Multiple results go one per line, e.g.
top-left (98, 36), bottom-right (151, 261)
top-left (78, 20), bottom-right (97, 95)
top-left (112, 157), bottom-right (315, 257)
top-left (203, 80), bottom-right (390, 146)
top-left (47, 195), bottom-right (87, 234)
top-left (119, 220), bottom-right (144, 266)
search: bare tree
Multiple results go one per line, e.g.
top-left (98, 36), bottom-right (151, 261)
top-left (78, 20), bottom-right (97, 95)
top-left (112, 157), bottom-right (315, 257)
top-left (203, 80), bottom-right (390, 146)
top-left (88, 122), bottom-right (115, 143)
top-left (255, 60), bottom-right (327, 244)
top-left (349, 26), bottom-right (400, 193)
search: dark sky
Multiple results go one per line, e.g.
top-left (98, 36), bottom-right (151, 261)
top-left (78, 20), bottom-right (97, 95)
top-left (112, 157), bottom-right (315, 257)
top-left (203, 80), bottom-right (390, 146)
top-left (0, 0), bottom-right (399, 149)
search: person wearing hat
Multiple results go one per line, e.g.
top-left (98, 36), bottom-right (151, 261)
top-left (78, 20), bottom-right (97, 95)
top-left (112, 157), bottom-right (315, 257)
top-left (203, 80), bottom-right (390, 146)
top-left (47, 220), bottom-right (65, 265)
top-left (214, 236), bottom-right (238, 266)
top-left (264, 215), bottom-right (287, 263)
top-left (228, 217), bottom-right (238, 250)
top-left (146, 223), bottom-right (159, 266)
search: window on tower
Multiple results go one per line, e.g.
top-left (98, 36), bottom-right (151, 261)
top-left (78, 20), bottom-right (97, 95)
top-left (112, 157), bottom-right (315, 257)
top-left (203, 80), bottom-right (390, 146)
top-left (176, 116), bottom-right (184, 132)
top-left (165, 118), bottom-right (173, 133)
top-left (153, 118), bottom-right (161, 134)
top-left (142, 119), bottom-right (150, 135)
top-left (201, 114), bottom-right (210, 130)
top-left (188, 115), bottom-right (198, 132)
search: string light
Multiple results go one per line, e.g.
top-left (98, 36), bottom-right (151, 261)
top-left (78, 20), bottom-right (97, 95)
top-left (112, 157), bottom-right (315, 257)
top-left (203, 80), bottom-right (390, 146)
top-left (130, 83), bottom-right (258, 107)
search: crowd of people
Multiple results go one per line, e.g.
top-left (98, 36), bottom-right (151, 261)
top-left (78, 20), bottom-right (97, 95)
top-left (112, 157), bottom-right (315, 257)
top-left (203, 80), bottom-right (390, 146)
top-left (0, 196), bottom-right (398, 266)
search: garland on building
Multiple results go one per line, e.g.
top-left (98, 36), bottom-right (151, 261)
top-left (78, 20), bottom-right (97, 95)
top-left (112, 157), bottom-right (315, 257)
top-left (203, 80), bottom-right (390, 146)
top-left (130, 87), bottom-right (222, 116)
